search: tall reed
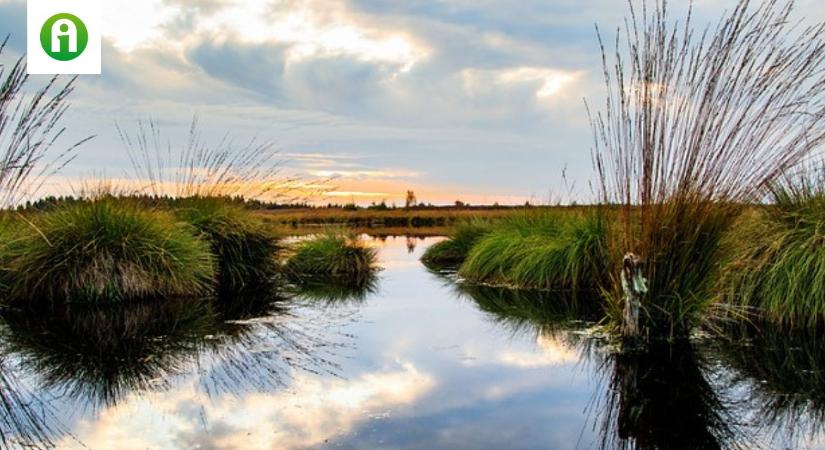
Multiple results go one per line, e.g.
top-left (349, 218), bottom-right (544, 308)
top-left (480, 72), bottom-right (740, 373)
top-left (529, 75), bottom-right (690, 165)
top-left (117, 117), bottom-right (300, 201)
top-left (116, 119), bottom-right (297, 291)
top-left (588, 0), bottom-right (825, 338)
top-left (0, 37), bottom-right (88, 208)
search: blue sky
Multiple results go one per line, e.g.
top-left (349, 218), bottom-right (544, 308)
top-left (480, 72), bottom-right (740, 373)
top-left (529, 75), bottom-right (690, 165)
top-left (1, 0), bottom-right (822, 205)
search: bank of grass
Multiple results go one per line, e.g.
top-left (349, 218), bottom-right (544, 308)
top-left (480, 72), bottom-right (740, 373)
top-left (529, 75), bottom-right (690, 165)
top-left (172, 197), bottom-right (280, 292)
top-left (719, 171), bottom-right (825, 327)
top-left (284, 231), bottom-right (378, 283)
top-left (0, 199), bottom-right (216, 303)
top-left (420, 219), bottom-right (492, 266)
top-left (457, 210), bottom-right (608, 291)
top-left (259, 206), bottom-right (535, 229)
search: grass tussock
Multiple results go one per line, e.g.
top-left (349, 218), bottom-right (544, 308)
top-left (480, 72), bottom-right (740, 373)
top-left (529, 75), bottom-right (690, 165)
top-left (457, 210), bottom-right (608, 291)
top-left (1, 199), bottom-right (215, 303)
top-left (173, 197), bottom-right (280, 292)
top-left (285, 231), bottom-right (378, 283)
top-left (719, 168), bottom-right (825, 327)
top-left (421, 219), bottom-right (492, 266)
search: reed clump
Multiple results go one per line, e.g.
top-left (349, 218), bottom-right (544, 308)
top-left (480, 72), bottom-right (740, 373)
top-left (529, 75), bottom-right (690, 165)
top-left (420, 219), bottom-right (492, 267)
top-left (284, 231), bottom-right (378, 283)
top-left (0, 199), bottom-right (215, 303)
top-left (457, 210), bottom-right (608, 291)
top-left (588, 0), bottom-right (825, 340)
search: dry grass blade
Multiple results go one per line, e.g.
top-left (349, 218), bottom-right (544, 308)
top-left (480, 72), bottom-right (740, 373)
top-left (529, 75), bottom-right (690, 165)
top-left (117, 116), bottom-right (309, 202)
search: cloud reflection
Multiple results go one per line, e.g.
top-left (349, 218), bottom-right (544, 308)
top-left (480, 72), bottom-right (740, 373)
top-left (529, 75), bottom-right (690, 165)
top-left (57, 361), bottom-right (434, 449)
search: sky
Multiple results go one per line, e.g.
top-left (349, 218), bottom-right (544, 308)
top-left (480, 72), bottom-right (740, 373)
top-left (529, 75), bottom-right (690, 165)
top-left (1, 0), bottom-right (823, 205)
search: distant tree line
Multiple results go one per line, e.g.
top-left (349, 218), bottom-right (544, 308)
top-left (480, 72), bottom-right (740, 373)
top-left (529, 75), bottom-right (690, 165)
top-left (15, 194), bottom-right (540, 212)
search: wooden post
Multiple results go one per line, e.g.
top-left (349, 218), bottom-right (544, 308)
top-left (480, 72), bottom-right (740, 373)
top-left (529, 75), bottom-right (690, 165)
top-left (621, 253), bottom-right (647, 339)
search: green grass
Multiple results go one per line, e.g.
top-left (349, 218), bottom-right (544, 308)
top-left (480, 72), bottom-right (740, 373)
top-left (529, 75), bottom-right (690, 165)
top-left (421, 219), bottom-right (492, 266)
top-left (284, 231), bottom-right (378, 283)
top-left (719, 172), bottom-right (825, 327)
top-left (0, 199), bottom-right (215, 303)
top-left (457, 210), bottom-right (608, 291)
top-left (172, 197), bottom-right (280, 292)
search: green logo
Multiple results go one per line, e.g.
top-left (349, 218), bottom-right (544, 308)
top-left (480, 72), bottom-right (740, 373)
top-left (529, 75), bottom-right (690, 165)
top-left (40, 13), bottom-right (88, 61)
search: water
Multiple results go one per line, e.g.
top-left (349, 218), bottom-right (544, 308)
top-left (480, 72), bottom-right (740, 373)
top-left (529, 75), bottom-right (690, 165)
top-left (0, 236), bottom-right (823, 449)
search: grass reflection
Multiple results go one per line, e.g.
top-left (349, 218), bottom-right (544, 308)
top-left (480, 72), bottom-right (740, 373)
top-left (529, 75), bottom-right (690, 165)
top-left (0, 290), bottom-right (353, 412)
top-left (717, 324), bottom-right (825, 446)
top-left (594, 342), bottom-right (746, 450)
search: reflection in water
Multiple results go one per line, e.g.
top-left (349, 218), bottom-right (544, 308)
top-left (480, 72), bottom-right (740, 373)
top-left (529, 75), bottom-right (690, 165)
top-left (455, 283), bottom-right (601, 333)
top-left (448, 281), bottom-right (604, 357)
top-left (2, 236), bottom-right (825, 448)
top-left (0, 356), bottom-right (63, 448)
top-left (405, 236), bottom-right (418, 254)
top-left (718, 325), bottom-right (825, 447)
top-left (0, 290), bottom-right (354, 415)
top-left (445, 275), bottom-right (754, 449)
top-left (289, 274), bottom-right (379, 306)
top-left (594, 342), bottom-right (746, 450)
top-left (0, 299), bottom-right (214, 414)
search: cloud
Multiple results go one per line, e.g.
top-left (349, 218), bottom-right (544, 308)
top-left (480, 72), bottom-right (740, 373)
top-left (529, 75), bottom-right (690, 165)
top-left (5, 0), bottom-right (822, 203)
top-left (309, 169), bottom-right (421, 178)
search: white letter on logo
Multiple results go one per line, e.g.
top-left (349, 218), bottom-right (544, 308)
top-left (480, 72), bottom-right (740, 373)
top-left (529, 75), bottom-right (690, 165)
top-left (51, 19), bottom-right (77, 53)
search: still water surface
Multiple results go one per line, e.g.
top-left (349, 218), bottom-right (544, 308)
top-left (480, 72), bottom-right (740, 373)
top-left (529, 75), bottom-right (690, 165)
top-left (0, 236), bottom-right (823, 449)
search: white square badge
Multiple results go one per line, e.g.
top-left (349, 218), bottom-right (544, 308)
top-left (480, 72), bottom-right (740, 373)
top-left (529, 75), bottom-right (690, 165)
top-left (27, 0), bottom-right (101, 74)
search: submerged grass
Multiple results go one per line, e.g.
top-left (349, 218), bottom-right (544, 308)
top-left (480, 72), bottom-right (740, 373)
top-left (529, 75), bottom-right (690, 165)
top-left (420, 219), bottom-right (492, 267)
top-left (285, 231), bottom-right (378, 283)
top-left (0, 199), bottom-right (215, 303)
top-left (457, 210), bottom-right (608, 291)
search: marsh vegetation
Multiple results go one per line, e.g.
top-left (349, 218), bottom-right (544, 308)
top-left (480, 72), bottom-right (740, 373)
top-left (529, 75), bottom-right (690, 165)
top-left (427, 0), bottom-right (825, 344)
top-left (3, 0), bottom-right (825, 448)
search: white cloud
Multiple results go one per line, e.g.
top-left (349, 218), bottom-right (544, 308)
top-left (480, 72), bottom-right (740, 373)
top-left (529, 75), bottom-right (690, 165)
top-left (6, 0), bottom-right (821, 204)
